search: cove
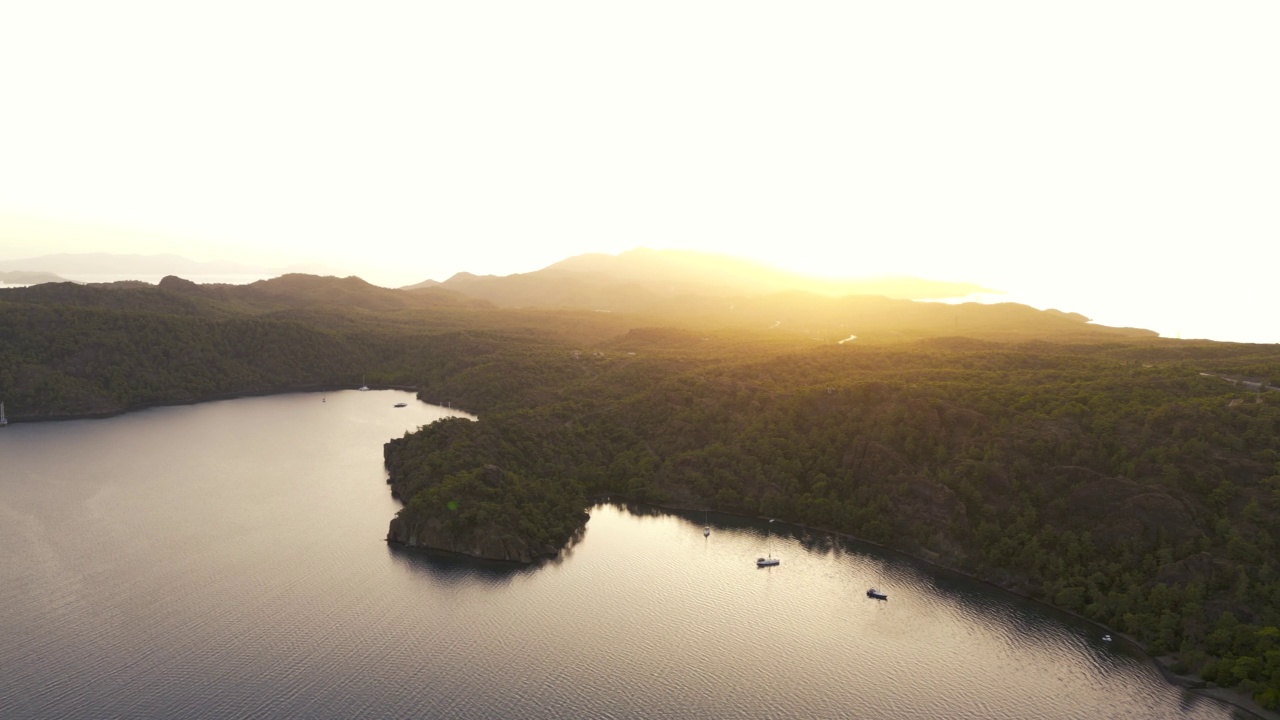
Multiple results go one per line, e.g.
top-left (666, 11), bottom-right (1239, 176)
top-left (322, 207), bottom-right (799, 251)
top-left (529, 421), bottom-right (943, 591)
top-left (0, 390), bottom-right (1258, 719)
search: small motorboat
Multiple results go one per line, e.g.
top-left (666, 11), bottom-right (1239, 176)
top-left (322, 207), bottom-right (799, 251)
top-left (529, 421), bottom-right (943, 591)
top-left (756, 557), bottom-right (780, 567)
top-left (1102, 634), bottom-right (1112, 642)
top-left (393, 403), bottom-right (407, 408)
top-left (867, 588), bottom-right (888, 600)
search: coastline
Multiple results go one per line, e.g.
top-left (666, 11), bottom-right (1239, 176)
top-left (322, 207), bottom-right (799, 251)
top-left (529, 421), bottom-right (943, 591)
top-left (1150, 654), bottom-right (1280, 720)
top-left (2, 383), bottom-right (427, 424)
top-left (8, 396), bottom-right (1273, 718)
top-left (618, 497), bottom-right (1279, 720)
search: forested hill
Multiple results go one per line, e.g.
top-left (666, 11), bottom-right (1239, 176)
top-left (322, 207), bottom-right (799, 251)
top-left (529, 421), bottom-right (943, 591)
top-left (405, 247), bottom-right (1001, 311)
top-left (385, 335), bottom-right (1280, 709)
top-left (3, 273), bottom-right (1279, 709)
top-left (0, 271), bottom-right (1162, 416)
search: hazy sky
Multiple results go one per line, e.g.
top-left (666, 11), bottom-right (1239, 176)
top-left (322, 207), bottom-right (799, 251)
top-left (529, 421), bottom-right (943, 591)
top-left (1, 1), bottom-right (1277, 342)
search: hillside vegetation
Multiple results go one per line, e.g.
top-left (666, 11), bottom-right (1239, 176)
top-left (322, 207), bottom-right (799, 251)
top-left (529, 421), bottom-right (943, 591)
top-left (2, 271), bottom-right (1278, 708)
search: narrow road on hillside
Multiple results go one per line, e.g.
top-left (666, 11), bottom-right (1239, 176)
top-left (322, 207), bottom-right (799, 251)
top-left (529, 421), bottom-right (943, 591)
top-left (1199, 372), bottom-right (1280, 392)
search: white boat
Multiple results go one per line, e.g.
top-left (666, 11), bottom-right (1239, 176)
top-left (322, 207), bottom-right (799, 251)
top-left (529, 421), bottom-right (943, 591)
top-left (703, 510), bottom-right (710, 537)
top-left (359, 375), bottom-right (369, 391)
top-left (756, 519), bottom-right (778, 567)
top-left (0, 401), bottom-right (7, 427)
top-left (1102, 634), bottom-right (1112, 642)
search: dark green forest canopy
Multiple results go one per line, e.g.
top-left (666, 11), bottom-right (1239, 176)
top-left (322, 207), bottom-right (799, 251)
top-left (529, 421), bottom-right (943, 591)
top-left (3, 276), bottom-right (1279, 708)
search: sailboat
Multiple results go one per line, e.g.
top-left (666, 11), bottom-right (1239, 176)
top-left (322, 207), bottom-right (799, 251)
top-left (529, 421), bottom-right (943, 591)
top-left (0, 401), bottom-right (7, 427)
top-left (756, 519), bottom-right (779, 567)
top-left (703, 509), bottom-right (710, 537)
top-left (359, 376), bottom-right (369, 391)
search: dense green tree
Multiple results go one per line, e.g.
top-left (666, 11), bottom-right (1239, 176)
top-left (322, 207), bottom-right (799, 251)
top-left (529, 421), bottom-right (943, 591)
top-left (5, 276), bottom-right (1280, 706)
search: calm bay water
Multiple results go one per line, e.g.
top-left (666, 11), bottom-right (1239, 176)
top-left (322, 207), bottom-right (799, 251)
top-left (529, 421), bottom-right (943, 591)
top-left (0, 391), bottom-right (1255, 719)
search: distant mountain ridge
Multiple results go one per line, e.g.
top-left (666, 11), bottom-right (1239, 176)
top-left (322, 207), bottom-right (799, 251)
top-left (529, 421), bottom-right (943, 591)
top-left (0, 247), bottom-right (1157, 341)
top-left (0, 268), bottom-right (1155, 344)
top-left (0, 273), bottom-right (487, 319)
top-left (547, 248), bottom-right (995, 299)
top-left (156, 273), bottom-right (486, 313)
top-left (404, 248), bottom-right (999, 312)
top-left (0, 252), bottom-right (333, 279)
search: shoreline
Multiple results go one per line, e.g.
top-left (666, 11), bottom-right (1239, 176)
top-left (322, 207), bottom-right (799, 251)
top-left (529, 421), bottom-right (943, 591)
top-left (610, 497), bottom-right (1278, 720)
top-left (2, 383), bottom-right (428, 424)
top-left (1149, 655), bottom-right (1279, 720)
top-left (9, 396), bottom-right (1273, 718)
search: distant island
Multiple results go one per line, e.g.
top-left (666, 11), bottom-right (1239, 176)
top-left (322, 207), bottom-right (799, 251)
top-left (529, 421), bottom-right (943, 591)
top-left (0, 270), bottom-right (70, 285)
top-left (1, 249), bottom-right (1277, 711)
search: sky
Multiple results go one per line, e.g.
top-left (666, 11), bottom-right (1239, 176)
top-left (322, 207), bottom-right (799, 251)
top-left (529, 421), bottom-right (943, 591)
top-left (1, 1), bottom-right (1277, 343)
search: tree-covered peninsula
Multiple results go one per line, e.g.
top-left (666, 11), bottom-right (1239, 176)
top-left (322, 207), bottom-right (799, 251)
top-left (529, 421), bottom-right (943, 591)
top-left (2, 269), bottom-right (1278, 709)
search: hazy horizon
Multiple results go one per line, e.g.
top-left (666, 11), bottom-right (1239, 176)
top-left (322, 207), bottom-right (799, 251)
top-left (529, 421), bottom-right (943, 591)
top-left (2, 2), bottom-right (1277, 344)
top-left (0, 244), bottom-right (1268, 344)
